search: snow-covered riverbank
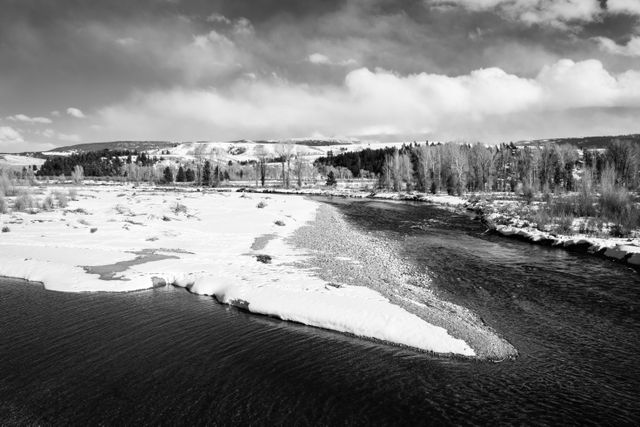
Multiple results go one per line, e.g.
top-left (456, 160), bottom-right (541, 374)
top-left (0, 184), bottom-right (481, 357)
top-left (464, 198), bottom-right (640, 270)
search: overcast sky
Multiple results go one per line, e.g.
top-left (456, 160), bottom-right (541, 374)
top-left (1, 0), bottom-right (640, 152)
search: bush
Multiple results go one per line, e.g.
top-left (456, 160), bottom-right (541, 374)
top-left (522, 185), bottom-right (534, 205)
top-left (41, 195), bottom-right (54, 211)
top-left (1, 226), bottom-right (9, 232)
top-left (0, 196), bottom-right (7, 214)
top-left (533, 209), bottom-right (550, 231)
top-left (0, 172), bottom-right (16, 197)
top-left (71, 165), bottom-right (84, 184)
top-left (54, 191), bottom-right (69, 208)
top-left (256, 254), bottom-right (272, 263)
top-left (257, 201), bottom-right (267, 209)
top-left (274, 220), bottom-right (285, 226)
top-left (14, 193), bottom-right (36, 212)
top-left (554, 215), bottom-right (574, 235)
top-left (172, 203), bottom-right (187, 215)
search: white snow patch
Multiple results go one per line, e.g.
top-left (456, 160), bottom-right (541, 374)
top-left (0, 185), bottom-right (474, 356)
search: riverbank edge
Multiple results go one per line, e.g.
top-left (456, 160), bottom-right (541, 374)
top-left (464, 201), bottom-right (640, 272)
top-left (230, 186), bottom-right (640, 272)
top-left (285, 196), bottom-right (518, 361)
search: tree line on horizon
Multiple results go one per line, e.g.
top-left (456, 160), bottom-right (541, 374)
top-left (315, 139), bottom-right (640, 196)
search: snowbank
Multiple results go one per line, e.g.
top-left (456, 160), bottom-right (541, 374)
top-left (234, 186), bottom-right (466, 207)
top-left (468, 200), bottom-right (640, 270)
top-left (0, 185), bottom-right (474, 356)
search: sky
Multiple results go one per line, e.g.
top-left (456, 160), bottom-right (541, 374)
top-left (1, 0), bottom-right (640, 152)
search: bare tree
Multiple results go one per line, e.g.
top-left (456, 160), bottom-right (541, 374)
top-left (254, 144), bottom-right (268, 187)
top-left (275, 143), bottom-right (296, 188)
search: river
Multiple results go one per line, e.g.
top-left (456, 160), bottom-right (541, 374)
top-left (1, 198), bottom-right (639, 425)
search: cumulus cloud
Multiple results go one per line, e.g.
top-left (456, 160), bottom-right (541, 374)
top-left (308, 53), bottom-right (357, 66)
top-left (207, 13), bottom-right (231, 25)
top-left (595, 36), bottom-right (640, 57)
top-left (428, 0), bottom-right (640, 27)
top-left (607, 0), bottom-right (640, 15)
top-left (94, 59), bottom-right (640, 142)
top-left (6, 114), bottom-right (52, 124)
top-left (308, 53), bottom-right (331, 64)
top-left (66, 107), bottom-right (86, 118)
top-left (0, 126), bottom-right (24, 144)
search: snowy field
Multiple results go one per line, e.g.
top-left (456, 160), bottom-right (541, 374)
top-left (0, 185), bottom-right (475, 357)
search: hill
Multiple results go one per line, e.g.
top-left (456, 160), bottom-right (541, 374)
top-left (516, 134), bottom-right (640, 149)
top-left (47, 141), bottom-right (177, 153)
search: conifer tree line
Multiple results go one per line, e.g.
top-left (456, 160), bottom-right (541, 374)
top-left (316, 140), bottom-right (640, 195)
top-left (37, 149), bottom-right (155, 177)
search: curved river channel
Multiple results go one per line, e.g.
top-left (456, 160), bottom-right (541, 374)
top-left (1, 198), bottom-right (639, 425)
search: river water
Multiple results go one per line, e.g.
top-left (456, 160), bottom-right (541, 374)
top-left (1, 199), bottom-right (639, 425)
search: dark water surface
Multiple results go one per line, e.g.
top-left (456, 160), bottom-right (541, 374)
top-left (1, 199), bottom-right (639, 425)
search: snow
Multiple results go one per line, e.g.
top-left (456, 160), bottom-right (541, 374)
top-left (0, 154), bottom-right (46, 167)
top-left (147, 140), bottom-right (412, 164)
top-left (0, 185), bottom-right (474, 356)
top-left (234, 186), bottom-right (467, 207)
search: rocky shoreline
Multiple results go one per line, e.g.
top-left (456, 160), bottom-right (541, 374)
top-left (236, 186), bottom-right (639, 273)
top-left (288, 202), bottom-right (518, 361)
top-left (465, 200), bottom-right (640, 272)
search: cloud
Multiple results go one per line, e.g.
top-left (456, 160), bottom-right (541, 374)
top-left (207, 13), bottom-right (232, 25)
top-left (308, 53), bottom-right (357, 66)
top-left (66, 107), bottom-right (86, 118)
top-left (0, 126), bottom-right (24, 144)
top-left (427, 0), bottom-right (640, 28)
top-left (308, 53), bottom-right (330, 64)
top-left (594, 35), bottom-right (640, 57)
top-left (94, 58), bottom-right (640, 143)
top-left (607, 0), bottom-right (640, 15)
top-left (6, 114), bottom-right (52, 124)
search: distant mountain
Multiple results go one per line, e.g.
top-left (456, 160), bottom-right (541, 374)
top-left (516, 134), bottom-right (640, 150)
top-left (47, 141), bottom-right (177, 153)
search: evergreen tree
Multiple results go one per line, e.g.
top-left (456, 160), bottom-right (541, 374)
top-left (176, 166), bottom-right (186, 182)
top-left (203, 160), bottom-right (211, 186)
top-left (163, 166), bottom-right (173, 183)
top-left (326, 171), bottom-right (337, 186)
top-left (185, 168), bottom-right (195, 182)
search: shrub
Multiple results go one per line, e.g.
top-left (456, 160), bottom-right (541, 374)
top-left (14, 193), bottom-right (36, 212)
top-left (54, 191), bottom-right (69, 208)
top-left (0, 172), bottom-right (16, 197)
top-left (71, 165), bottom-right (84, 184)
top-left (90, 227), bottom-right (98, 233)
top-left (554, 215), bottom-right (574, 235)
top-left (172, 203), bottom-right (187, 215)
top-left (600, 186), bottom-right (632, 221)
top-left (257, 201), bottom-right (267, 209)
top-left (534, 209), bottom-right (550, 231)
top-left (1, 226), bottom-right (9, 232)
top-left (274, 220), bottom-right (285, 226)
top-left (41, 195), bottom-right (54, 211)
top-left (0, 196), bottom-right (7, 214)
top-left (522, 185), bottom-right (534, 205)
top-left (256, 254), bottom-right (272, 263)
